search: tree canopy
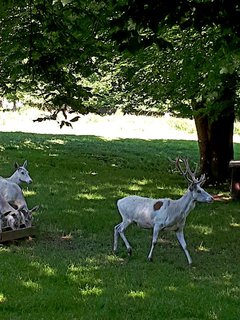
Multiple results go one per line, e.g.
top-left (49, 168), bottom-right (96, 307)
top-left (0, 0), bottom-right (113, 120)
top-left (0, 0), bottom-right (239, 120)
top-left (1, 0), bottom-right (240, 182)
top-left (110, 0), bottom-right (240, 117)
top-left (109, 0), bottom-right (240, 183)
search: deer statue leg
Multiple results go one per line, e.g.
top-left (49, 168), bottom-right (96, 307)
top-left (114, 220), bottom-right (132, 254)
top-left (176, 229), bottom-right (192, 265)
top-left (147, 224), bottom-right (162, 262)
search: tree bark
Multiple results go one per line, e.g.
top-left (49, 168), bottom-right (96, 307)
top-left (194, 107), bottom-right (234, 184)
top-left (193, 82), bottom-right (236, 184)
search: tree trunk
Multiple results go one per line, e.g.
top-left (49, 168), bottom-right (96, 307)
top-left (12, 100), bottom-right (17, 112)
top-left (194, 108), bottom-right (234, 184)
top-left (194, 86), bottom-right (235, 184)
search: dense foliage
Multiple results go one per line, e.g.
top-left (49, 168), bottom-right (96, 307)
top-left (1, 0), bottom-right (240, 182)
top-left (0, 0), bottom-right (113, 119)
top-left (0, 0), bottom-right (240, 119)
top-left (109, 0), bottom-right (240, 183)
top-left (110, 0), bottom-right (240, 118)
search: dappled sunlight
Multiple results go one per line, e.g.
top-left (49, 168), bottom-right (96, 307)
top-left (156, 185), bottom-right (187, 199)
top-left (49, 153), bottom-right (59, 157)
top-left (128, 184), bottom-right (143, 192)
top-left (70, 181), bottom-right (120, 203)
top-left (229, 217), bottom-right (240, 228)
top-left (221, 272), bottom-right (233, 285)
top-left (67, 263), bottom-right (102, 296)
top-left (196, 243), bottom-right (210, 252)
top-left (131, 178), bottom-right (153, 186)
top-left (115, 180), bottom-right (184, 199)
top-left (230, 222), bottom-right (240, 228)
top-left (105, 254), bottom-right (125, 264)
top-left (165, 285), bottom-right (177, 292)
top-left (64, 208), bottom-right (81, 215)
top-left (0, 293), bottom-right (7, 303)
top-left (192, 271), bottom-right (234, 287)
top-left (85, 257), bottom-right (100, 265)
top-left (128, 178), bottom-right (154, 192)
top-left (23, 190), bottom-right (37, 197)
top-left (30, 261), bottom-right (56, 277)
top-left (23, 139), bottom-right (46, 151)
top-left (81, 207), bottom-right (96, 214)
top-left (81, 170), bottom-right (98, 176)
top-left (207, 310), bottom-right (219, 320)
top-left (68, 264), bottom-right (99, 273)
top-left (21, 280), bottom-right (42, 292)
top-left (0, 131), bottom-right (240, 319)
top-left (219, 286), bottom-right (240, 300)
top-left (46, 138), bottom-right (66, 145)
top-left (67, 271), bottom-right (101, 287)
top-left (0, 246), bottom-right (11, 253)
top-left (116, 190), bottom-right (130, 198)
top-left (127, 290), bottom-right (146, 299)
top-left (85, 185), bottom-right (100, 192)
top-left (74, 193), bottom-right (106, 201)
top-left (190, 224), bottom-right (213, 235)
top-left (79, 285), bottom-right (103, 297)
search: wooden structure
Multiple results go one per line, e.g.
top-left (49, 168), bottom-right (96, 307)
top-left (0, 226), bottom-right (37, 243)
top-left (229, 160), bottom-right (240, 200)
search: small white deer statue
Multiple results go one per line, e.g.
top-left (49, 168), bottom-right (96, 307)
top-left (113, 157), bottom-right (213, 264)
top-left (6, 160), bottom-right (32, 185)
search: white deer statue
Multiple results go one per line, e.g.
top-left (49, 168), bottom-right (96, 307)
top-left (5, 160), bottom-right (32, 185)
top-left (113, 157), bottom-right (213, 264)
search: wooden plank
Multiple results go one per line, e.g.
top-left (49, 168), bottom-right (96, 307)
top-left (0, 226), bottom-right (37, 242)
top-left (229, 160), bottom-right (240, 167)
top-left (229, 162), bottom-right (240, 199)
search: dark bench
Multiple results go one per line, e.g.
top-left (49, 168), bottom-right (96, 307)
top-left (229, 160), bottom-right (240, 200)
top-left (0, 226), bottom-right (37, 243)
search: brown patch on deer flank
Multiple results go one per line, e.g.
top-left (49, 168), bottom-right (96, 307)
top-left (153, 201), bottom-right (163, 211)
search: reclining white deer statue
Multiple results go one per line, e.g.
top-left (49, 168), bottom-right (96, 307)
top-left (5, 160), bottom-right (32, 185)
top-left (0, 161), bottom-right (37, 230)
top-left (113, 157), bottom-right (213, 264)
top-left (0, 194), bottom-right (21, 232)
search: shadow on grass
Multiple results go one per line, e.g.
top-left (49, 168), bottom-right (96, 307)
top-left (0, 132), bottom-right (240, 319)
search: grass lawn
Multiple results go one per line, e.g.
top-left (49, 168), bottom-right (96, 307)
top-left (0, 132), bottom-right (239, 320)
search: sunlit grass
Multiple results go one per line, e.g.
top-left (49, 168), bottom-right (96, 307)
top-left (196, 243), bottom-right (210, 252)
top-left (127, 290), bottom-right (146, 298)
top-left (80, 285), bottom-right (103, 296)
top-left (21, 280), bottom-right (42, 291)
top-left (0, 131), bottom-right (239, 319)
top-left (74, 193), bottom-right (105, 200)
top-left (23, 190), bottom-right (37, 197)
top-left (165, 285), bottom-right (178, 292)
top-left (30, 261), bottom-right (56, 276)
top-left (0, 294), bottom-right (7, 303)
top-left (191, 225), bottom-right (213, 235)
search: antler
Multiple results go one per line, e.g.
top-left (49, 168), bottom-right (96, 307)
top-left (175, 157), bottom-right (193, 183)
top-left (173, 157), bottom-right (206, 185)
